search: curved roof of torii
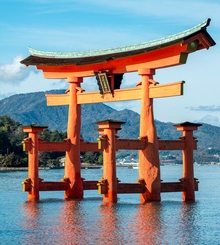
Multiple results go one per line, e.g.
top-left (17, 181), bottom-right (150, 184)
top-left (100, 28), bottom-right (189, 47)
top-left (20, 19), bottom-right (215, 78)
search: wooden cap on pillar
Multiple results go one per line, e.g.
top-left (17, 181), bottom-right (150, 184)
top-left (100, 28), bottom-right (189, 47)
top-left (174, 121), bottom-right (202, 131)
top-left (23, 124), bottom-right (48, 133)
top-left (95, 119), bottom-right (125, 130)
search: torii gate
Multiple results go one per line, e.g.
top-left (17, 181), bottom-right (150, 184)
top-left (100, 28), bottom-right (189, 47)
top-left (21, 19), bottom-right (215, 203)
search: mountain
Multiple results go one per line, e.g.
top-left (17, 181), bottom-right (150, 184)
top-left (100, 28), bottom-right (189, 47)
top-left (1, 90), bottom-right (220, 152)
top-left (194, 114), bottom-right (220, 127)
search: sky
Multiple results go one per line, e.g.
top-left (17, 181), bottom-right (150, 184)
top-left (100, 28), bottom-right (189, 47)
top-left (0, 0), bottom-right (220, 124)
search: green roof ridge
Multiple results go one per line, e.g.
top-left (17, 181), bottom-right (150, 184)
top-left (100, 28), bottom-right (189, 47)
top-left (28, 19), bottom-right (211, 59)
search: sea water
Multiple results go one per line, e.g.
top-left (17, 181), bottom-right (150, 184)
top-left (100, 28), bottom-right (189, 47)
top-left (0, 165), bottom-right (220, 245)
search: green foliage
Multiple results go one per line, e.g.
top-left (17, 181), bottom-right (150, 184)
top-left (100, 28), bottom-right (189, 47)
top-left (39, 151), bottom-right (65, 167)
top-left (1, 152), bottom-right (26, 167)
top-left (39, 129), bottom-right (67, 142)
top-left (0, 115), bottom-right (67, 168)
top-left (0, 115), bottom-right (27, 167)
top-left (81, 151), bottom-right (103, 165)
top-left (0, 130), bottom-right (11, 154)
top-left (38, 129), bottom-right (66, 166)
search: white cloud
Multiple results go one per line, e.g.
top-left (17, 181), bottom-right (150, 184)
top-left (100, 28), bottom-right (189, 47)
top-left (0, 56), bottom-right (35, 84)
top-left (0, 66), bottom-right (69, 100)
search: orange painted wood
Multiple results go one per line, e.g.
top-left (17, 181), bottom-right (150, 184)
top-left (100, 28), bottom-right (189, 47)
top-left (97, 122), bottom-right (119, 203)
top-left (161, 182), bottom-right (185, 192)
top-left (149, 81), bottom-right (184, 98)
top-left (46, 81), bottom-right (184, 106)
top-left (116, 139), bottom-right (147, 150)
top-left (77, 88), bottom-right (142, 104)
top-left (117, 183), bottom-right (146, 193)
top-left (25, 131), bottom-right (42, 200)
top-left (103, 127), bottom-right (117, 203)
top-left (26, 134), bottom-right (41, 199)
top-left (138, 68), bottom-right (161, 202)
top-left (125, 53), bottom-right (187, 72)
top-left (64, 77), bottom-right (83, 199)
top-left (23, 137), bottom-right (197, 152)
top-left (158, 140), bottom-right (185, 150)
top-left (81, 139), bottom-right (147, 152)
top-left (80, 142), bottom-right (100, 152)
top-left (39, 181), bottom-right (69, 191)
top-left (43, 71), bottom-right (95, 79)
top-left (83, 180), bottom-right (99, 190)
top-left (158, 139), bottom-right (197, 150)
top-left (46, 94), bottom-right (69, 106)
top-left (42, 54), bottom-right (185, 79)
top-left (182, 129), bottom-right (195, 201)
top-left (38, 44), bottom-right (189, 78)
top-left (22, 126), bottom-right (46, 200)
top-left (175, 124), bottom-right (201, 201)
top-left (38, 141), bottom-right (71, 151)
top-left (23, 127), bottom-right (46, 133)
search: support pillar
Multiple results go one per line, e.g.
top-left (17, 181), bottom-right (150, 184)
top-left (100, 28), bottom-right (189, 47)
top-left (175, 122), bottom-right (202, 201)
top-left (138, 68), bottom-right (161, 202)
top-left (64, 76), bottom-right (83, 198)
top-left (23, 125), bottom-right (47, 201)
top-left (96, 120), bottom-right (125, 203)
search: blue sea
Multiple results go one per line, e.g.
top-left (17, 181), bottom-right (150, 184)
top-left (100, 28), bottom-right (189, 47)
top-left (0, 165), bottom-right (220, 245)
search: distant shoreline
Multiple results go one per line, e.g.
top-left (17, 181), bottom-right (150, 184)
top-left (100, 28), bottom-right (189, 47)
top-left (1, 163), bottom-right (219, 172)
top-left (0, 164), bottom-right (103, 172)
top-left (0, 167), bottom-right (50, 172)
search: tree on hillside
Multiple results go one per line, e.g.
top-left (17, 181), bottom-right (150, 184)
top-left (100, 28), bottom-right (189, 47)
top-left (0, 115), bottom-right (27, 167)
top-left (38, 128), bottom-right (67, 167)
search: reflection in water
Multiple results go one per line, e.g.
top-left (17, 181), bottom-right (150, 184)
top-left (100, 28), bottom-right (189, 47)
top-left (128, 202), bottom-right (164, 245)
top-left (177, 202), bottom-right (201, 245)
top-left (22, 199), bottom-right (65, 244)
top-left (22, 201), bottom-right (42, 243)
top-left (57, 199), bottom-right (87, 244)
top-left (13, 166), bottom-right (220, 244)
top-left (21, 198), bottom-right (202, 245)
top-left (96, 202), bottom-right (129, 244)
top-left (15, 166), bottom-right (220, 245)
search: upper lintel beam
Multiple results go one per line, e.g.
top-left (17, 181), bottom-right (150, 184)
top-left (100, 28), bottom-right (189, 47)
top-left (37, 44), bottom-right (190, 79)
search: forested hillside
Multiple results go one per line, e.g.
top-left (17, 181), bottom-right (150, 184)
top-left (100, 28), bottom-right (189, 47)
top-left (1, 91), bottom-right (220, 164)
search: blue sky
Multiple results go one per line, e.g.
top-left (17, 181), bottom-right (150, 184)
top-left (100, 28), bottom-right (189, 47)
top-left (0, 0), bottom-right (220, 124)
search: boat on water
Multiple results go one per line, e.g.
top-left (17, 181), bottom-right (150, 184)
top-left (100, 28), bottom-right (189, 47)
top-left (49, 165), bottom-right (64, 169)
top-left (117, 159), bottom-right (139, 169)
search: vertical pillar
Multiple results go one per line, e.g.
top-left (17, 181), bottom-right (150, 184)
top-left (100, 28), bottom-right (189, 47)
top-left (96, 120), bottom-right (124, 203)
top-left (64, 76), bottom-right (83, 198)
top-left (174, 122), bottom-right (201, 201)
top-left (138, 68), bottom-right (161, 203)
top-left (23, 125), bottom-right (47, 201)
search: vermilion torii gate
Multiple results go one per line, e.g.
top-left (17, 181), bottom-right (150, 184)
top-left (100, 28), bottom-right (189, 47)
top-left (21, 19), bottom-right (215, 203)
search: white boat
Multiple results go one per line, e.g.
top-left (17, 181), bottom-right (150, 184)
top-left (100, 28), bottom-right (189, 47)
top-left (117, 159), bottom-right (138, 169)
